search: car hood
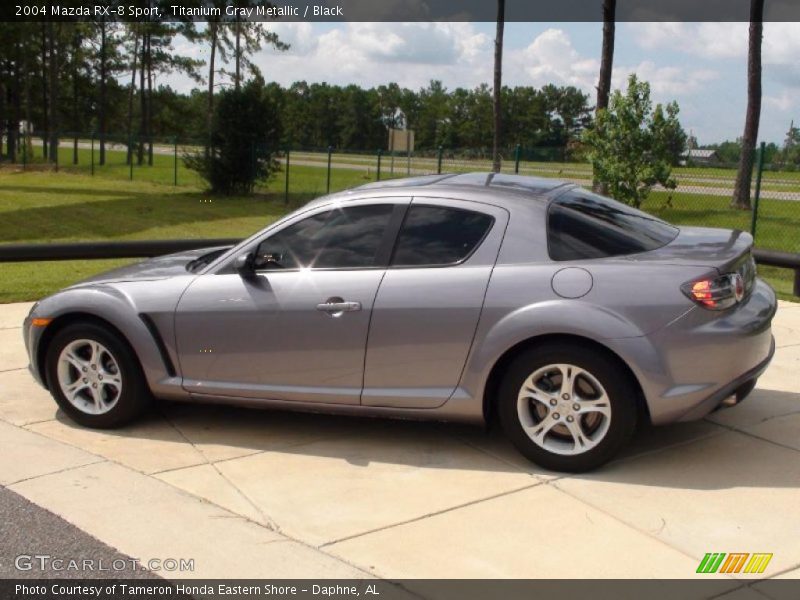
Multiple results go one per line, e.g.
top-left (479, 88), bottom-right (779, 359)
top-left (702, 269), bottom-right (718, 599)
top-left (69, 246), bottom-right (232, 287)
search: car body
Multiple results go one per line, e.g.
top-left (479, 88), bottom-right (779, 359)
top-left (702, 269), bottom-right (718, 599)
top-left (23, 173), bottom-right (777, 471)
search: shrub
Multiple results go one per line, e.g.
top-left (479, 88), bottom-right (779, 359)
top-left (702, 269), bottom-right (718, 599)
top-left (583, 74), bottom-right (684, 208)
top-left (185, 79), bottom-right (282, 194)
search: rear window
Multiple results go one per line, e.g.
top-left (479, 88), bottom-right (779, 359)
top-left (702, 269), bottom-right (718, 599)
top-left (547, 191), bottom-right (678, 261)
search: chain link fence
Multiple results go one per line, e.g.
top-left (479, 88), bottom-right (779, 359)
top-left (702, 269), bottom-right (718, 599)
top-left (2, 132), bottom-right (798, 257)
top-left (1, 132), bottom-right (799, 300)
top-left (647, 144), bottom-right (800, 257)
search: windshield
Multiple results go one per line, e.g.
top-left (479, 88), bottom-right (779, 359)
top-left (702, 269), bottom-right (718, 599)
top-left (186, 248), bottom-right (231, 273)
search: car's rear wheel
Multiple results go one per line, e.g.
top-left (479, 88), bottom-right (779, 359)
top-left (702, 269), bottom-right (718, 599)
top-left (45, 322), bottom-right (152, 428)
top-left (498, 343), bottom-right (638, 472)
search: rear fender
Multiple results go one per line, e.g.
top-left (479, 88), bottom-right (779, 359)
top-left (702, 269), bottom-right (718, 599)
top-left (460, 301), bottom-right (659, 405)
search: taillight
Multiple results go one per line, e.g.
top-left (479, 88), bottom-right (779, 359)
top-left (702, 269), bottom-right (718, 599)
top-left (681, 273), bottom-right (745, 310)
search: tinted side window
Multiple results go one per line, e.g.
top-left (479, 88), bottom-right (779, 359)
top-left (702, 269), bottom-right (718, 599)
top-left (392, 205), bottom-right (494, 267)
top-left (256, 204), bottom-right (394, 269)
top-left (548, 191), bottom-right (679, 261)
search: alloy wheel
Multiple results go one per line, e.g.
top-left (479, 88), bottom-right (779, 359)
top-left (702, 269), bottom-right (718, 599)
top-left (516, 363), bottom-right (612, 456)
top-left (56, 339), bottom-right (123, 415)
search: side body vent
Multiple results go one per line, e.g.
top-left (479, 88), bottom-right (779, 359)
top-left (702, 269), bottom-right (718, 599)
top-left (139, 313), bottom-right (177, 377)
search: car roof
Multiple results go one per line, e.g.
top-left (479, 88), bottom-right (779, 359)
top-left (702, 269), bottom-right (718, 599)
top-left (310, 172), bottom-right (576, 210)
top-left (355, 172), bottom-right (570, 196)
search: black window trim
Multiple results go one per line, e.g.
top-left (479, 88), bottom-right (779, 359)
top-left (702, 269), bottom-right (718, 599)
top-left (215, 198), bottom-right (496, 275)
top-left (387, 203), bottom-right (496, 270)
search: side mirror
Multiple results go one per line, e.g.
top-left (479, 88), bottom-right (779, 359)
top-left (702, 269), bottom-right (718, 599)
top-left (233, 252), bottom-right (255, 277)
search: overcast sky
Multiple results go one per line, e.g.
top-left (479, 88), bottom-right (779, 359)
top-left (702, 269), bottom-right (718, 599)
top-left (169, 22), bottom-right (800, 145)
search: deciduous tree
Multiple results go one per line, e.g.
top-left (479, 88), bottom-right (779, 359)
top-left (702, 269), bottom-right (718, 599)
top-left (184, 77), bottom-right (281, 194)
top-left (583, 75), bottom-right (682, 208)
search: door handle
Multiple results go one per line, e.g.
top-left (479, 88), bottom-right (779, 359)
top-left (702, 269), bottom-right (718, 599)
top-left (316, 300), bottom-right (362, 313)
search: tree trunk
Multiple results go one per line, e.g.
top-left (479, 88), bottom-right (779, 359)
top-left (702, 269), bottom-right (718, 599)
top-left (47, 22), bottom-right (59, 166)
top-left (732, 0), bottom-right (764, 210)
top-left (492, 0), bottom-right (505, 173)
top-left (593, 0), bottom-right (616, 194)
top-left (99, 20), bottom-right (107, 165)
top-left (137, 32), bottom-right (146, 165)
top-left (10, 35), bottom-right (22, 162)
top-left (40, 23), bottom-right (49, 159)
top-left (126, 29), bottom-right (139, 165)
top-left (146, 32), bottom-right (153, 166)
top-left (72, 32), bottom-right (80, 165)
top-left (206, 22), bottom-right (217, 158)
top-left (24, 31), bottom-right (31, 162)
top-left (235, 19), bottom-right (241, 91)
top-left (148, 35), bottom-right (154, 166)
top-left (0, 68), bottom-right (6, 161)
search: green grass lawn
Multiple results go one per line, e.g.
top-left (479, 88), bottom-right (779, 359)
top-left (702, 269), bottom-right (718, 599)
top-left (0, 258), bottom-right (138, 303)
top-left (0, 167), bottom-right (797, 303)
top-left (23, 143), bottom-right (205, 188)
top-left (0, 170), bottom-right (284, 302)
top-left (0, 172), bottom-right (286, 244)
top-left (643, 191), bottom-right (800, 254)
top-left (21, 144), bottom-right (388, 192)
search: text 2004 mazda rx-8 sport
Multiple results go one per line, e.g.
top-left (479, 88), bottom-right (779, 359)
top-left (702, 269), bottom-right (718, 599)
top-left (23, 173), bottom-right (776, 471)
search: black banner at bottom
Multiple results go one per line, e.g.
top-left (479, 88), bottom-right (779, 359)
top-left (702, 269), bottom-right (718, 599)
top-left (4, 579), bottom-right (800, 600)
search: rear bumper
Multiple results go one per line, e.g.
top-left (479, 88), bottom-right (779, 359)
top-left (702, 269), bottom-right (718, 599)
top-left (611, 278), bottom-right (777, 425)
top-left (676, 335), bottom-right (774, 421)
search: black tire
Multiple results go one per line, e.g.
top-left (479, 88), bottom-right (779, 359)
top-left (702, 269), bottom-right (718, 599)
top-left (498, 342), bottom-right (638, 472)
top-left (45, 322), bottom-right (152, 428)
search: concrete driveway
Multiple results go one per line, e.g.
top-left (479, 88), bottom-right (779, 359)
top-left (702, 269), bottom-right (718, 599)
top-left (1, 300), bottom-right (799, 583)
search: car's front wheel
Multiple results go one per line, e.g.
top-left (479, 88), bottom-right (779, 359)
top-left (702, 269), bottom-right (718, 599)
top-left (498, 343), bottom-right (638, 472)
top-left (45, 322), bottom-right (152, 428)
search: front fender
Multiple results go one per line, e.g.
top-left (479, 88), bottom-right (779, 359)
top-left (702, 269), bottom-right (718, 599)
top-left (29, 284), bottom-right (185, 397)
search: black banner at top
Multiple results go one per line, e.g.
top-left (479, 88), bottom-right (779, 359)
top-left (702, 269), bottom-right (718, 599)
top-left (3, 0), bottom-right (800, 23)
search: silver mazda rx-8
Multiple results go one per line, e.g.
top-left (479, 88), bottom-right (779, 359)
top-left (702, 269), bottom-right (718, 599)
top-left (23, 173), bottom-right (776, 471)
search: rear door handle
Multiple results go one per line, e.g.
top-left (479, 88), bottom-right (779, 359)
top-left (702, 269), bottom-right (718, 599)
top-left (316, 300), bottom-right (362, 313)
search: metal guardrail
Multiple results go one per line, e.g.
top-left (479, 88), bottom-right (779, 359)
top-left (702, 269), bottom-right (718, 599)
top-left (0, 239), bottom-right (239, 262)
top-left (0, 239), bottom-right (797, 296)
top-left (753, 249), bottom-right (800, 296)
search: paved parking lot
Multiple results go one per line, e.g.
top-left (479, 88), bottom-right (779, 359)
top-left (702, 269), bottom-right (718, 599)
top-left (1, 300), bottom-right (799, 584)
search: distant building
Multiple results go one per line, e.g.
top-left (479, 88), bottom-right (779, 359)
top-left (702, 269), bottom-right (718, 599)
top-left (680, 148), bottom-right (721, 166)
